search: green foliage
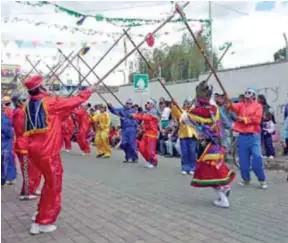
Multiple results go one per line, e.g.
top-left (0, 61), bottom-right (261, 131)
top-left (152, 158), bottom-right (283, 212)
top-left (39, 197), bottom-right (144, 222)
top-left (136, 33), bottom-right (221, 82)
top-left (274, 47), bottom-right (287, 62)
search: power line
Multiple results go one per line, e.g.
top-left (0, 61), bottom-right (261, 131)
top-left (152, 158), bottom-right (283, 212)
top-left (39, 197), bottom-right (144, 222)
top-left (80, 2), bottom-right (170, 13)
top-left (212, 2), bottom-right (249, 16)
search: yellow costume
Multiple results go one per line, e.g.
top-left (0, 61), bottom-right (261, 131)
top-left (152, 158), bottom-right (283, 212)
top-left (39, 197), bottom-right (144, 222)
top-left (171, 103), bottom-right (198, 139)
top-left (93, 111), bottom-right (111, 158)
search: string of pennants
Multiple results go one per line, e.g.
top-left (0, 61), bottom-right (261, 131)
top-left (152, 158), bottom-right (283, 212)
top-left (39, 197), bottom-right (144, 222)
top-left (2, 16), bottom-right (210, 39)
top-left (1, 39), bottom-right (113, 48)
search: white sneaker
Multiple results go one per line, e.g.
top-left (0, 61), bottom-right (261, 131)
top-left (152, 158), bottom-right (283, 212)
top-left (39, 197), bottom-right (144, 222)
top-left (34, 190), bottom-right (41, 196)
top-left (213, 191), bottom-right (230, 208)
top-left (30, 223), bottom-right (57, 235)
top-left (65, 149), bottom-right (71, 152)
top-left (146, 163), bottom-right (155, 169)
top-left (259, 181), bottom-right (268, 189)
top-left (19, 195), bottom-right (37, 201)
top-left (268, 156), bottom-right (274, 160)
top-left (238, 180), bottom-right (250, 186)
top-left (31, 212), bottom-right (38, 222)
top-left (181, 171), bottom-right (188, 175)
top-left (188, 171), bottom-right (194, 176)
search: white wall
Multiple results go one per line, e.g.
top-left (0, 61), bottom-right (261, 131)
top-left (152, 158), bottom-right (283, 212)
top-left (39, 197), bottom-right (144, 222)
top-left (89, 61), bottom-right (288, 123)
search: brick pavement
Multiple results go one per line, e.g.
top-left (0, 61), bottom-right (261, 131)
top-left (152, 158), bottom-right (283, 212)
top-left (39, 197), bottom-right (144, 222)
top-left (2, 145), bottom-right (288, 243)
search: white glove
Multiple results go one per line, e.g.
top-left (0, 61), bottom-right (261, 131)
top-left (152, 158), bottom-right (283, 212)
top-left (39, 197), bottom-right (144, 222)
top-left (180, 111), bottom-right (189, 124)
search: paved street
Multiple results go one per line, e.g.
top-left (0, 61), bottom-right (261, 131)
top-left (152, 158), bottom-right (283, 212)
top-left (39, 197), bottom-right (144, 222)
top-left (2, 144), bottom-right (288, 243)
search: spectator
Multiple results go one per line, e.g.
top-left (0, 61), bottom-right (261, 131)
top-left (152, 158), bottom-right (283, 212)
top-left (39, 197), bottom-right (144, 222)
top-left (160, 101), bottom-right (171, 129)
top-left (164, 124), bottom-right (179, 157)
top-left (284, 103), bottom-right (288, 120)
top-left (238, 94), bottom-right (245, 103)
top-left (281, 116), bottom-right (288, 156)
top-left (258, 94), bottom-right (276, 159)
top-left (158, 127), bottom-right (170, 155)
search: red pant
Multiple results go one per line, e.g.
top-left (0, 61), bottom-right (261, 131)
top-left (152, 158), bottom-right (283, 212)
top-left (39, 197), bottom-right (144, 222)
top-left (17, 153), bottom-right (41, 195)
top-left (139, 135), bottom-right (158, 166)
top-left (31, 154), bottom-right (63, 225)
top-left (76, 132), bottom-right (90, 153)
top-left (63, 135), bottom-right (72, 150)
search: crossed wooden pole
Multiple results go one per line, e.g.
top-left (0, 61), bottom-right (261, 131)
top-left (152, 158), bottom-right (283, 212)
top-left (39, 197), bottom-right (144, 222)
top-left (175, 3), bottom-right (229, 98)
top-left (67, 30), bottom-right (130, 97)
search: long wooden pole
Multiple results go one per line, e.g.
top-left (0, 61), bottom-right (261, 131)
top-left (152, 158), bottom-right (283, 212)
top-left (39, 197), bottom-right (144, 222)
top-left (93, 2), bottom-right (190, 88)
top-left (68, 29), bottom-right (130, 96)
top-left (57, 50), bottom-right (111, 104)
top-left (175, 4), bottom-right (228, 97)
top-left (77, 54), bottom-right (124, 106)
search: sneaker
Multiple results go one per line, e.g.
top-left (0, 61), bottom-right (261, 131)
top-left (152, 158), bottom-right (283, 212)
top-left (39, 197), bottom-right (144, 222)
top-left (146, 163), bottom-right (155, 169)
top-left (30, 223), bottom-right (57, 235)
top-left (131, 159), bottom-right (138, 163)
top-left (82, 152), bottom-right (90, 156)
top-left (268, 156), bottom-right (274, 160)
top-left (103, 154), bottom-right (111, 158)
top-left (19, 195), bottom-right (37, 201)
top-left (34, 190), bottom-right (41, 196)
top-left (259, 181), bottom-right (268, 189)
top-left (213, 191), bottom-right (230, 208)
top-left (238, 180), bottom-right (250, 186)
top-left (6, 180), bottom-right (16, 185)
top-left (188, 171), bottom-right (194, 176)
top-left (181, 171), bottom-right (188, 175)
top-left (122, 160), bottom-right (129, 163)
top-left (96, 153), bottom-right (104, 158)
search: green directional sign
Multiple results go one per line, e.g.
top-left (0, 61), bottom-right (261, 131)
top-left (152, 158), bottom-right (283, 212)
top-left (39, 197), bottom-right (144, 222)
top-left (133, 73), bottom-right (149, 93)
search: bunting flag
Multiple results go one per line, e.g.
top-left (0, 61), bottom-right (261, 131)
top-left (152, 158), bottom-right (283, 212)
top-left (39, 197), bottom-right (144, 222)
top-left (1, 39), bottom-right (115, 48)
top-left (15, 1), bottom-right (211, 27)
top-left (2, 16), bottom-right (211, 39)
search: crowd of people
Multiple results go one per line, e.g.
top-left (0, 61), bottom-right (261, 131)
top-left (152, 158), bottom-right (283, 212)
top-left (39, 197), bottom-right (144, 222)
top-left (1, 75), bottom-right (288, 235)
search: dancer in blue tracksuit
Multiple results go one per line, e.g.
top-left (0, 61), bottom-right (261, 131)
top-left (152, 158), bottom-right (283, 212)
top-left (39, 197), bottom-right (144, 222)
top-left (1, 108), bottom-right (17, 185)
top-left (107, 99), bottom-right (139, 163)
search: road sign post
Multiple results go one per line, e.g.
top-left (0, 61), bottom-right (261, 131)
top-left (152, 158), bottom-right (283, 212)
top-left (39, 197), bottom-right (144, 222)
top-left (133, 73), bottom-right (149, 93)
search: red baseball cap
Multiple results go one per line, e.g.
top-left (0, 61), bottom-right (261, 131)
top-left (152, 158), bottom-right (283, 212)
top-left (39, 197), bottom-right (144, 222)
top-left (24, 75), bottom-right (43, 91)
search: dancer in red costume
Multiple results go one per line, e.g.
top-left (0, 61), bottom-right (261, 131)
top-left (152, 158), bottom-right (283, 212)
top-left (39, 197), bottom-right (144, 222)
top-left (23, 75), bottom-right (96, 234)
top-left (12, 92), bottom-right (41, 200)
top-left (62, 115), bottom-right (74, 152)
top-left (73, 106), bottom-right (91, 155)
top-left (180, 81), bottom-right (235, 208)
top-left (129, 98), bottom-right (159, 168)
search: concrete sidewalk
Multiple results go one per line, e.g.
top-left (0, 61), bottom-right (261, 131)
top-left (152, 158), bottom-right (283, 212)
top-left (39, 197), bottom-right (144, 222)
top-left (2, 147), bottom-right (288, 243)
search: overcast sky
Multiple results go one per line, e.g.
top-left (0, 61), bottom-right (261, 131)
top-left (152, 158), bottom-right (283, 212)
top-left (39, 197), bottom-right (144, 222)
top-left (1, 1), bottom-right (288, 85)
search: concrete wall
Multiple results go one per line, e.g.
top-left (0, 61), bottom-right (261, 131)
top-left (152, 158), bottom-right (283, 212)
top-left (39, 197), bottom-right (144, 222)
top-left (89, 61), bottom-right (288, 123)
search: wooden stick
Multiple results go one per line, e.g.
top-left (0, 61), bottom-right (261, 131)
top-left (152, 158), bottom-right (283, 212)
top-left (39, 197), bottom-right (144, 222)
top-left (175, 4), bottom-right (228, 97)
top-left (45, 64), bottom-right (68, 93)
top-left (47, 49), bottom-right (82, 88)
top-left (25, 56), bottom-right (42, 76)
top-left (203, 43), bottom-right (231, 83)
top-left (57, 50), bottom-right (112, 104)
top-left (77, 54), bottom-right (125, 106)
top-left (44, 51), bottom-right (74, 80)
top-left (93, 2), bottom-right (190, 88)
top-left (66, 29), bottom-right (130, 96)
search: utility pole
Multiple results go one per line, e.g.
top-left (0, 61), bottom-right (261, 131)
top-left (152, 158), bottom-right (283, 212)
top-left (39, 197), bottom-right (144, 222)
top-left (283, 33), bottom-right (288, 61)
top-left (208, 1), bottom-right (213, 68)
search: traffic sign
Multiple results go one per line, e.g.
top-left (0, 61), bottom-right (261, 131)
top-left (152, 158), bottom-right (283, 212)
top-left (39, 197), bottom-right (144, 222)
top-left (133, 73), bottom-right (149, 93)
